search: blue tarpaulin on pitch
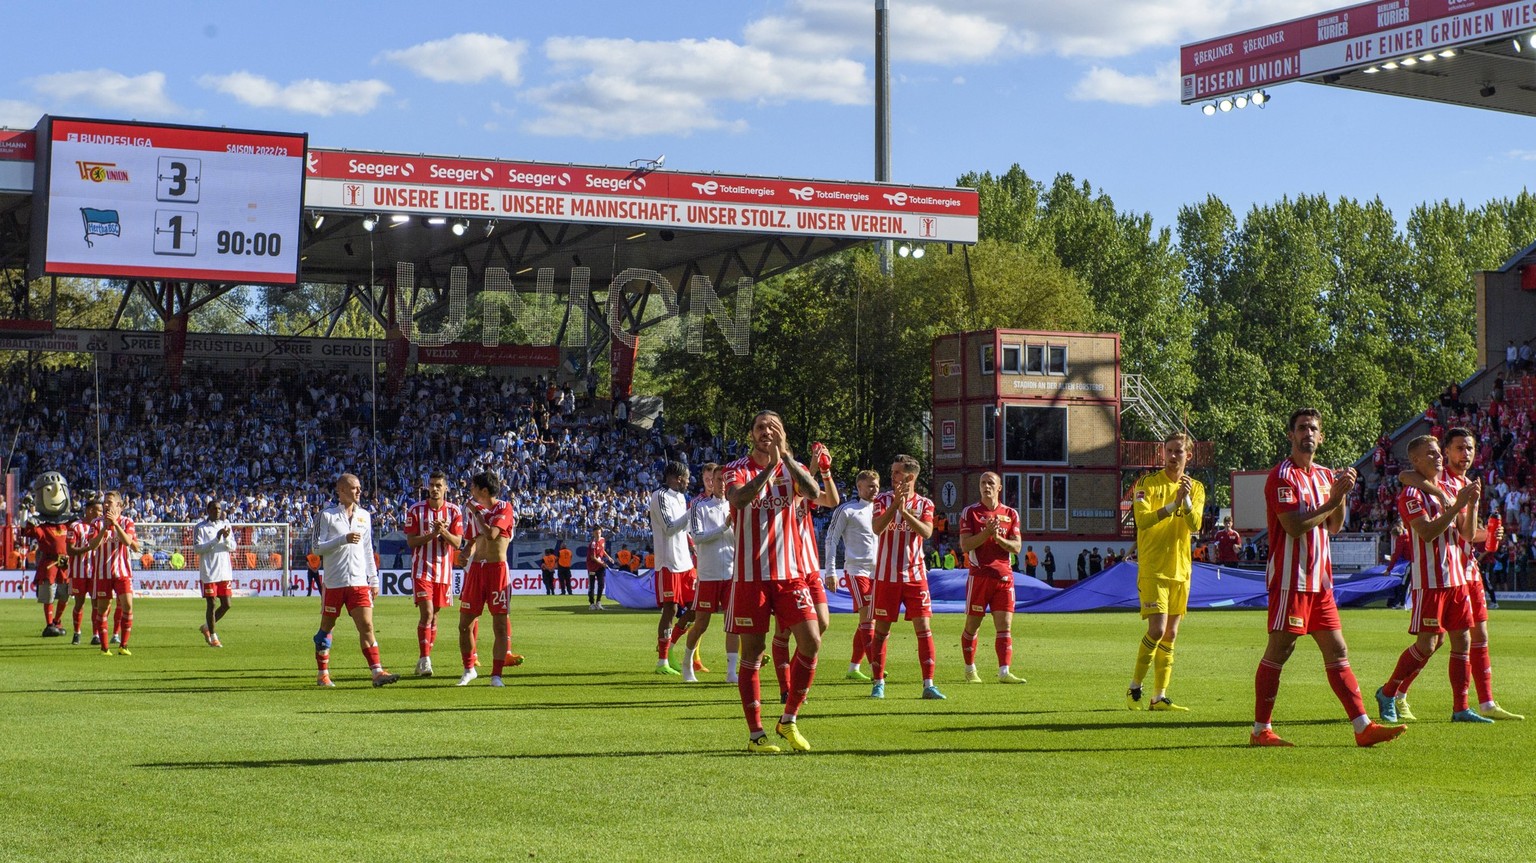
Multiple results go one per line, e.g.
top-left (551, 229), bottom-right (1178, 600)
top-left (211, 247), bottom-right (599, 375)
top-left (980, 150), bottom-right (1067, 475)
top-left (605, 562), bottom-right (1399, 613)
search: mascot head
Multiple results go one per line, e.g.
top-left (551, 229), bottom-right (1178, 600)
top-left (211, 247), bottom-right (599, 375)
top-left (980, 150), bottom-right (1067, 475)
top-left (29, 472), bottom-right (73, 524)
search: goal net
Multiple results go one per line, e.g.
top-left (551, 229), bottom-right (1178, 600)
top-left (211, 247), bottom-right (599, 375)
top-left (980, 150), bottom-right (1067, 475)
top-left (131, 522), bottom-right (294, 597)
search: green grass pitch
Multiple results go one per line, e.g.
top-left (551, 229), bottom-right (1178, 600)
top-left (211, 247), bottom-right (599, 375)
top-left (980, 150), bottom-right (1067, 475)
top-left (1, 598), bottom-right (1531, 863)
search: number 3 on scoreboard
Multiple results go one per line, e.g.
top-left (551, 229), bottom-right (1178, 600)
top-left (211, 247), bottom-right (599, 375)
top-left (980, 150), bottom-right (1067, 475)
top-left (153, 209), bottom-right (198, 256)
top-left (156, 157), bottom-right (201, 203)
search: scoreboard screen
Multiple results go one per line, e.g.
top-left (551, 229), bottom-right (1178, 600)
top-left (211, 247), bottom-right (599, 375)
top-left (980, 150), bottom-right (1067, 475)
top-left (30, 116), bottom-right (306, 285)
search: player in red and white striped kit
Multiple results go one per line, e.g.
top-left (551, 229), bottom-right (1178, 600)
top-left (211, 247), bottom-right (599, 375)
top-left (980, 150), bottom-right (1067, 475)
top-left (404, 471), bottom-right (464, 678)
top-left (868, 454), bottom-right (945, 701)
top-left (1390, 428), bottom-right (1523, 721)
top-left (1250, 409), bottom-right (1403, 747)
top-left (84, 491), bottom-right (140, 655)
top-left (1373, 434), bottom-right (1491, 724)
top-left (723, 410), bottom-right (823, 753)
top-left (769, 442), bottom-right (839, 701)
top-left (64, 498), bottom-right (102, 645)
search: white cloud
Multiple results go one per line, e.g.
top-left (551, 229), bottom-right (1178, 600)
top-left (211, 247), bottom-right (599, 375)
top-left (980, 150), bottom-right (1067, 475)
top-left (380, 33), bottom-right (526, 85)
top-left (1505, 150), bottom-right (1536, 162)
top-left (524, 36), bottom-right (864, 138)
top-left (1070, 61), bottom-right (1181, 106)
top-left (746, 1), bottom-right (1025, 64)
top-left (199, 72), bottom-right (392, 116)
top-left (30, 69), bottom-right (181, 116)
top-left (0, 99), bottom-right (43, 128)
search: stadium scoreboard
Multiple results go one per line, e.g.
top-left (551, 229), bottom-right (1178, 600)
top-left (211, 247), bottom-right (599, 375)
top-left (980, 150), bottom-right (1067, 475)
top-left (29, 117), bottom-right (306, 285)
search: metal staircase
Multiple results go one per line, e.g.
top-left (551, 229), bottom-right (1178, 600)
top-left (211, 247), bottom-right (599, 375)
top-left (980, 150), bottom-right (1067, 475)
top-left (1121, 374), bottom-right (1184, 440)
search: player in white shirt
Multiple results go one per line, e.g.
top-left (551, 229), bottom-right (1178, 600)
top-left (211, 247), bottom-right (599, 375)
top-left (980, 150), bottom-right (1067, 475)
top-left (824, 470), bottom-right (880, 680)
top-left (649, 461), bottom-right (695, 675)
top-left (192, 500), bottom-right (236, 647)
top-left (311, 473), bottom-right (399, 688)
top-left (683, 462), bottom-right (737, 682)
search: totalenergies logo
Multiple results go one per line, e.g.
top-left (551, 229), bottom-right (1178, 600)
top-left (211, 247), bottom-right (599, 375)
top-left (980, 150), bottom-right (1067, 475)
top-left (882, 192), bottom-right (908, 206)
top-left (76, 161), bottom-right (129, 183)
top-left (787, 186), bottom-right (815, 202)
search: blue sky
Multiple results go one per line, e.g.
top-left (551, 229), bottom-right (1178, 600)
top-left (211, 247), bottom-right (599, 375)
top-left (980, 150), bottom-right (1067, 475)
top-left (5, 0), bottom-right (1534, 234)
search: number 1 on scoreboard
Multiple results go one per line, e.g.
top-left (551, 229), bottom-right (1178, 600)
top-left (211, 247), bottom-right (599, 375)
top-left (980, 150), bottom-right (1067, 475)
top-left (153, 209), bottom-right (198, 256)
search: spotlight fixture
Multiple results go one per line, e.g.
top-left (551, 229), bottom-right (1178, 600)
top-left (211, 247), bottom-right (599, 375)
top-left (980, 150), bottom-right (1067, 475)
top-left (1438, 49), bottom-right (1456, 58)
top-left (1364, 66), bottom-right (1380, 74)
top-left (362, 214), bottom-right (378, 232)
top-left (426, 216), bottom-right (447, 226)
top-left (389, 214), bottom-right (410, 224)
top-left (1401, 56), bottom-right (1417, 65)
top-left (484, 219), bottom-right (498, 238)
top-left (625, 231), bottom-right (646, 240)
top-left (1383, 60), bottom-right (1400, 68)
top-left (1515, 38), bottom-right (1523, 52)
top-left (1251, 89), bottom-right (1268, 106)
top-left (1235, 94), bottom-right (1249, 109)
top-left (911, 245), bottom-right (925, 259)
top-left (1529, 33), bottom-right (1536, 49)
top-left (1482, 84), bottom-right (1497, 98)
top-left (1218, 98), bottom-right (1233, 112)
top-left (311, 211), bottom-right (325, 230)
top-left (628, 154), bottom-right (665, 171)
top-left (452, 219), bottom-right (469, 236)
top-left (1202, 103), bottom-right (1216, 115)
top-left (659, 229), bottom-right (676, 242)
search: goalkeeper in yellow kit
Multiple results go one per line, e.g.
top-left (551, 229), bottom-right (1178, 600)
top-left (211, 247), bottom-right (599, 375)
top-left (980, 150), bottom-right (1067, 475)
top-left (1127, 432), bottom-right (1204, 711)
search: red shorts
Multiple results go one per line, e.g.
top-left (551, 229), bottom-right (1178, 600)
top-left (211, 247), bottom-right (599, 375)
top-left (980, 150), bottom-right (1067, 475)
top-left (460, 561), bottom-right (510, 617)
top-left (1409, 585), bottom-right (1473, 634)
top-left (202, 581), bottom-right (233, 599)
top-left (95, 577), bottom-right (133, 600)
top-left (414, 578), bottom-right (452, 609)
top-left (71, 577), bottom-right (93, 598)
top-left (695, 579), bottom-right (733, 612)
top-left (805, 572), bottom-right (827, 606)
top-left (965, 575), bottom-right (1015, 615)
top-left (845, 574), bottom-right (874, 612)
top-left (1266, 584), bottom-right (1341, 634)
top-left (321, 585), bottom-right (373, 616)
top-left (725, 577), bottom-right (817, 635)
top-left (1467, 576), bottom-right (1489, 624)
top-left (872, 579), bottom-right (932, 622)
top-left (654, 567), bottom-right (697, 608)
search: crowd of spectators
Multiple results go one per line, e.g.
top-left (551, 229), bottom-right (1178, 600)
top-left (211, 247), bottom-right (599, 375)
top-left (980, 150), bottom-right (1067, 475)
top-left (1350, 372), bottom-right (1536, 590)
top-left (2, 358), bottom-right (744, 548)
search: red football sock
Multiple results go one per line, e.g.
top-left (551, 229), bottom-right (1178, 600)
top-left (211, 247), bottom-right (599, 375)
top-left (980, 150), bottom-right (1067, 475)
top-left (113, 606), bottom-right (125, 639)
top-left (418, 625), bottom-right (431, 658)
top-left (960, 630), bottom-right (978, 665)
top-left (784, 651), bottom-right (817, 717)
top-left (1449, 652), bottom-right (1471, 712)
top-left (43, 602), bottom-right (54, 626)
top-left (363, 644), bottom-right (381, 671)
top-left (870, 631), bottom-right (890, 680)
top-left (1325, 659), bottom-right (1367, 719)
top-left (771, 632), bottom-right (791, 694)
top-left (1383, 645), bottom-right (1430, 698)
top-left (316, 650), bottom-right (330, 672)
top-left (427, 625), bottom-right (438, 649)
top-left (852, 623), bottom-right (872, 665)
top-left (461, 643), bottom-right (475, 671)
top-left (995, 630), bottom-right (1013, 667)
top-left (917, 631), bottom-right (937, 680)
top-left (1254, 659), bottom-right (1283, 724)
top-left (1397, 663), bottom-right (1425, 696)
top-left (657, 636), bottom-right (670, 661)
top-left (737, 658), bottom-right (764, 734)
top-left (669, 621), bottom-right (688, 645)
top-left (493, 631), bottom-right (510, 675)
top-left (72, 604), bottom-right (84, 632)
top-left (119, 615), bottom-right (133, 648)
top-left (93, 611), bottom-right (108, 648)
top-left (1470, 641), bottom-right (1493, 706)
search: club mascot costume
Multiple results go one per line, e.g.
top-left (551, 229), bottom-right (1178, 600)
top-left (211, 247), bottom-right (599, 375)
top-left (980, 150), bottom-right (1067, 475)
top-left (20, 471), bottom-right (76, 636)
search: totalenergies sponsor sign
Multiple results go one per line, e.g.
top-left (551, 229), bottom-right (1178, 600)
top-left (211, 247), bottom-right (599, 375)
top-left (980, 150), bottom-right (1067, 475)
top-left (305, 148), bottom-right (978, 243)
top-left (1181, 0), bottom-right (1536, 102)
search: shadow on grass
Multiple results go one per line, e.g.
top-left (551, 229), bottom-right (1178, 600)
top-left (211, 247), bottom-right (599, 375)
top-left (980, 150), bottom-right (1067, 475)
top-left (140, 741), bottom-right (1248, 770)
top-left (919, 717), bottom-right (1346, 733)
top-left (300, 698), bottom-right (726, 715)
top-left (537, 605), bottom-right (649, 615)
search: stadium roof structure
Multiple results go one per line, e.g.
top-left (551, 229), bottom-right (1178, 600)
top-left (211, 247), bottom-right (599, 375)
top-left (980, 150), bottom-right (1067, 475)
top-left (1181, 0), bottom-right (1536, 118)
top-left (0, 123), bottom-right (977, 360)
